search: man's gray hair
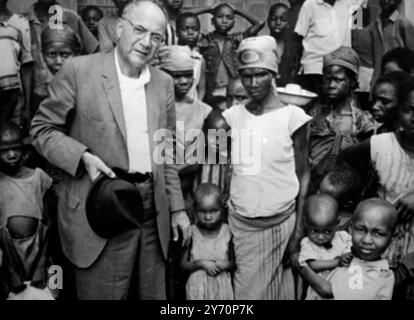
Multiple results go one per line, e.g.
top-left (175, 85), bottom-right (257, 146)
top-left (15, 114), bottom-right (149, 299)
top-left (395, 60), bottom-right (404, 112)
top-left (121, 0), bottom-right (168, 19)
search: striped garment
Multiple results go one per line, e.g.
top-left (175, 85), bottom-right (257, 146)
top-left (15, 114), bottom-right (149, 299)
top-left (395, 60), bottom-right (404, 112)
top-left (228, 204), bottom-right (296, 300)
top-left (371, 133), bottom-right (414, 268)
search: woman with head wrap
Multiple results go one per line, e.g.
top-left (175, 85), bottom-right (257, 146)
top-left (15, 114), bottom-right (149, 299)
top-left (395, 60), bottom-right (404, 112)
top-left (41, 25), bottom-right (82, 75)
top-left (220, 35), bottom-right (311, 299)
top-left (308, 46), bottom-right (376, 194)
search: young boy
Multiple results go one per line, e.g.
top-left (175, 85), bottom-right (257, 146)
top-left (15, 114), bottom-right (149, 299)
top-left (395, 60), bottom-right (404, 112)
top-left (369, 0), bottom-right (414, 86)
top-left (163, 0), bottom-right (184, 45)
top-left (294, 0), bottom-right (368, 94)
top-left (226, 76), bottom-right (250, 108)
top-left (195, 3), bottom-right (265, 100)
top-left (0, 0), bottom-right (33, 129)
top-left (81, 5), bottom-right (103, 40)
top-left (298, 198), bottom-right (397, 299)
top-left (176, 12), bottom-right (206, 101)
top-left (97, 0), bottom-right (128, 52)
top-left (268, 0), bottom-right (301, 87)
top-left (298, 194), bottom-right (353, 299)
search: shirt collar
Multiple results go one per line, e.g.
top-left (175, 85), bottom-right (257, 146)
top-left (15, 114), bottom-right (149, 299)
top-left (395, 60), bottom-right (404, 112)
top-left (114, 49), bottom-right (151, 86)
top-left (352, 257), bottom-right (390, 271)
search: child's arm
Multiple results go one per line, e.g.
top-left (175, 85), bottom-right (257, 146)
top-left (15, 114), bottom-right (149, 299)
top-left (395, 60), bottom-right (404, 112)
top-left (299, 264), bottom-right (334, 299)
top-left (307, 259), bottom-right (340, 273)
top-left (234, 8), bottom-right (265, 37)
top-left (180, 242), bottom-right (221, 276)
top-left (216, 238), bottom-right (236, 272)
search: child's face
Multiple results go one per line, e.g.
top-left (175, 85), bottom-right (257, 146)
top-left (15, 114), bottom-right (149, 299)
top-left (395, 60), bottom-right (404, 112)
top-left (195, 194), bottom-right (222, 230)
top-left (227, 79), bottom-right (250, 108)
top-left (43, 42), bottom-right (76, 75)
top-left (212, 5), bottom-right (235, 34)
top-left (0, 130), bottom-right (23, 173)
top-left (379, 0), bottom-right (401, 14)
top-left (170, 70), bottom-right (194, 98)
top-left (372, 82), bottom-right (398, 123)
top-left (322, 66), bottom-right (353, 103)
top-left (177, 17), bottom-right (200, 48)
top-left (351, 205), bottom-right (394, 261)
top-left (399, 90), bottom-right (414, 138)
top-left (240, 68), bottom-right (274, 102)
top-left (306, 210), bottom-right (337, 247)
top-left (268, 6), bottom-right (289, 36)
top-left (84, 9), bottom-right (102, 35)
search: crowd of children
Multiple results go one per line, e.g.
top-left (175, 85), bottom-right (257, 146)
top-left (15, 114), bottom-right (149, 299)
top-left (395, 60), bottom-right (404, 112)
top-left (1, 0), bottom-right (414, 300)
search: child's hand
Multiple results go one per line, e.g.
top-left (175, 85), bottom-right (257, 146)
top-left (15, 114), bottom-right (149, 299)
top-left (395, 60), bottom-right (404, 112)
top-left (201, 260), bottom-right (220, 276)
top-left (338, 252), bottom-right (354, 267)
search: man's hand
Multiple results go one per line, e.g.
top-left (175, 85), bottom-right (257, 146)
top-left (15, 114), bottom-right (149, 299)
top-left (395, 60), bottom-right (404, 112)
top-left (81, 152), bottom-right (116, 181)
top-left (171, 210), bottom-right (191, 246)
top-left (338, 252), bottom-right (354, 267)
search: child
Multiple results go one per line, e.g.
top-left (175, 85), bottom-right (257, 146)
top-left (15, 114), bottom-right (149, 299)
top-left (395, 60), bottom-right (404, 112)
top-left (196, 3), bottom-right (265, 100)
top-left (0, 0), bottom-right (33, 128)
top-left (371, 71), bottom-right (410, 133)
top-left (381, 47), bottom-right (414, 75)
top-left (0, 121), bottom-right (54, 299)
top-left (298, 198), bottom-right (397, 300)
top-left (369, 0), bottom-right (414, 86)
top-left (97, 0), bottom-right (128, 52)
top-left (41, 25), bottom-right (82, 75)
top-left (294, 0), bottom-right (368, 94)
top-left (226, 76), bottom-right (250, 109)
top-left (158, 45), bottom-right (212, 210)
top-left (181, 183), bottom-right (235, 300)
top-left (81, 5), bottom-right (103, 40)
top-left (341, 76), bottom-right (414, 269)
top-left (176, 12), bottom-right (206, 101)
top-left (162, 0), bottom-right (184, 45)
top-left (268, 0), bottom-right (301, 87)
top-left (298, 194), bottom-right (353, 300)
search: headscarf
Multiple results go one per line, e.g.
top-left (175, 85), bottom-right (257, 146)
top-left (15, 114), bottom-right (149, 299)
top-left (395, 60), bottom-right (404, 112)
top-left (158, 45), bottom-right (194, 72)
top-left (323, 46), bottom-right (360, 76)
top-left (41, 25), bottom-right (82, 52)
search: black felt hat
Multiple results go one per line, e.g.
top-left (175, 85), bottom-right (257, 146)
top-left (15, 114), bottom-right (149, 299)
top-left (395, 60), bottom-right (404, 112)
top-left (86, 173), bottom-right (143, 239)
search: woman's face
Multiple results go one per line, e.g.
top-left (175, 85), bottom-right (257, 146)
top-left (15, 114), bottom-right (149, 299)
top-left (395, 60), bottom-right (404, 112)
top-left (240, 68), bottom-right (274, 102)
top-left (43, 41), bottom-right (76, 75)
top-left (372, 82), bottom-right (398, 123)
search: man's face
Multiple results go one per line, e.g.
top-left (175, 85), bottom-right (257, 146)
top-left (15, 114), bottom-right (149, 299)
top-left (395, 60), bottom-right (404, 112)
top-left (322, 66), bottom-right (354, 103)
top-left (268, 6), bottom-right (289, 36)
top-left (240, 68), bottom-right (274, 102)
top-left (177, 17), bottom-right (200, 48)
top-left (169, 70), bottom-right (194, 98)
top-left (212, 5), bottom-right (235, 35)
top-left (164, 0), bottom-right (183, 11)
top-left (116, 4), bottom-right (166, 72)
top-left (379, 0), bottom-right (401, 14)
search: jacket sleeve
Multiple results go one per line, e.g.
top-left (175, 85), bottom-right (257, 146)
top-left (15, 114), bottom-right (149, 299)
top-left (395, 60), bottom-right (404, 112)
top-left (163, 77), bottom-right (186, 213)
top-left (30, 59), bottom-right (88, 178)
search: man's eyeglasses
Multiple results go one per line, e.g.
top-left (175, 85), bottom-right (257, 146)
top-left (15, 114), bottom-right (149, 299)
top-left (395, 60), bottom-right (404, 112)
top-left (122, 18), bottom-right (164, 45)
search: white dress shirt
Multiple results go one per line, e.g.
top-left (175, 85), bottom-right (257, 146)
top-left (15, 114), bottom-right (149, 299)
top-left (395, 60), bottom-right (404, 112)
top-left (115, 50), bottom-right (152, 173)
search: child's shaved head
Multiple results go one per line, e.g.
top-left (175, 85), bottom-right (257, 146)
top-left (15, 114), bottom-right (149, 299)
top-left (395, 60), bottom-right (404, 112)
top-left (353, 198), bottom-right (397, 233)
top-left (305, 194), bottom-right (338, 227)
top-left (194, 183), bottom-right (222, 208)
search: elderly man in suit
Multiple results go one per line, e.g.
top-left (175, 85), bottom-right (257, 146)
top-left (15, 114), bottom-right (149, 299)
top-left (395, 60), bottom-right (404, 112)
top-left (30, 0), bottom-right (190, 300)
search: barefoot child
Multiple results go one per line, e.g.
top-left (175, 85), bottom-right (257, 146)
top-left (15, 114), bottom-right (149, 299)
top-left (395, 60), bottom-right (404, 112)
top-left (0, 121), bottom-right (54, 299)
top-left (298, 194), bottom-right (353, 299)
top-left (181, 183), bottom-right (235, 300)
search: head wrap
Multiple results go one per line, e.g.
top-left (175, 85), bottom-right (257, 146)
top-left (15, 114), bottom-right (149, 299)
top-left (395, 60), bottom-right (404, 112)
top-left (158, 45), bottom-right (194, 72)
top-left (323, 46), bottom-right (360, 76)
top-left (41, 25), bottom-right (82, 52)
top-left (271, 0), bottom-right (291, 9)
top-left (237, 35), bottom-right (279, 74)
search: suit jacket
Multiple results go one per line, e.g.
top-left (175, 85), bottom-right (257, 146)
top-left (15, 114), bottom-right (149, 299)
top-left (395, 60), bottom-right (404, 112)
top-left (30, 51), bottom-right (185, 268)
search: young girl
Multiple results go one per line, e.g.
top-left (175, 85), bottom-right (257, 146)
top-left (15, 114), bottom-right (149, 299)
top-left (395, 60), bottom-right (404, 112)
top-left (181, 183), bottom-right (235, 300)
top-left (342, 76), bottom-right (414, 269)
top-left (298, 194), bottom-right (353, 300)
top-left (0, 121), bottom-right (54, 299)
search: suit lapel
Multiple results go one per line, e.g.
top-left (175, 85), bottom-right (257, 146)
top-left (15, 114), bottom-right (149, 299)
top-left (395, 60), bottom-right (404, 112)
top-left (145, 68), bottom-right (160, 169)
top-left (101, 51), bottom-right (127, 143)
